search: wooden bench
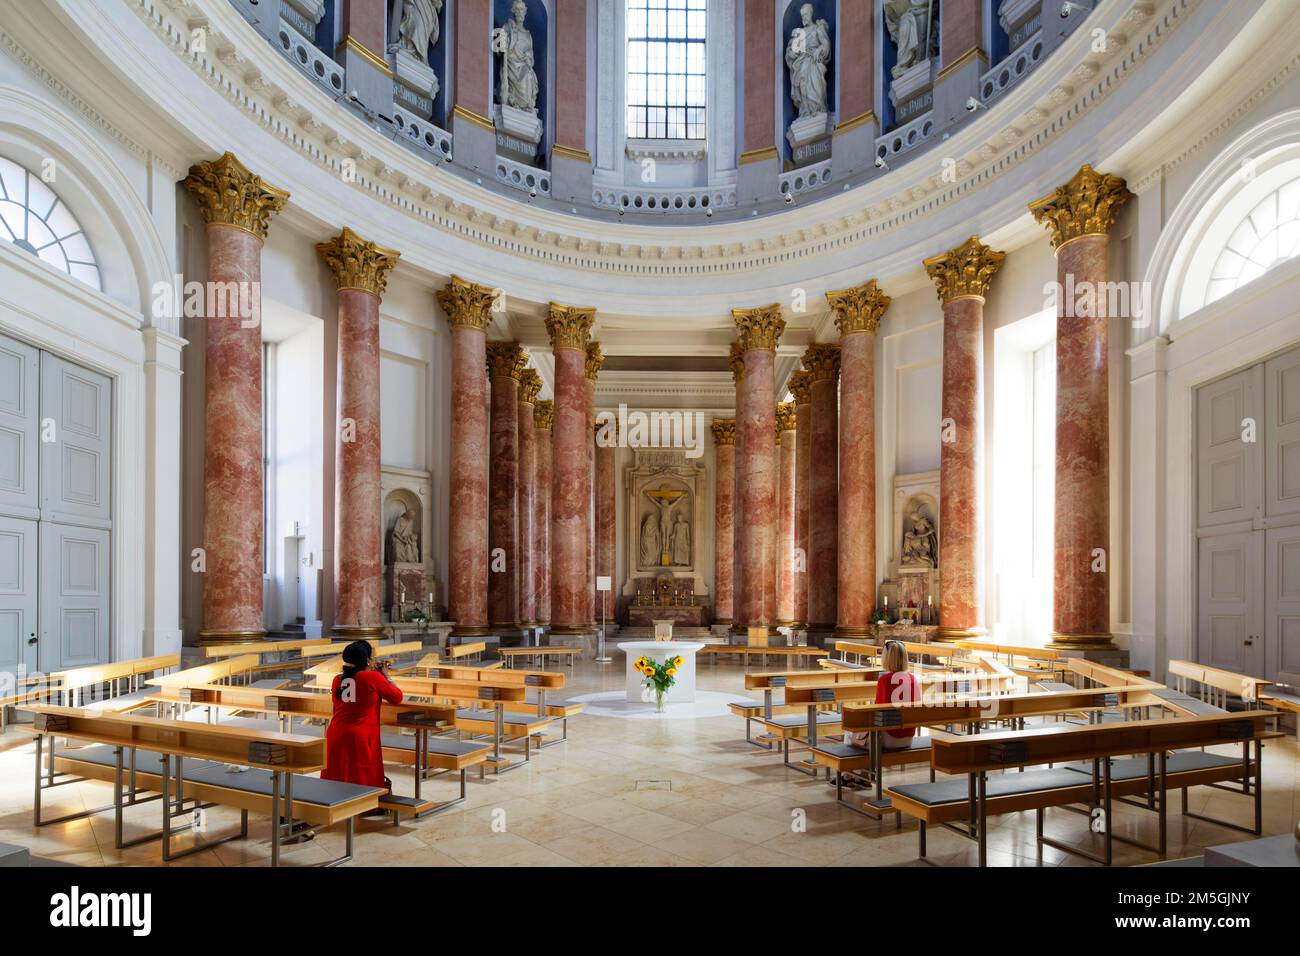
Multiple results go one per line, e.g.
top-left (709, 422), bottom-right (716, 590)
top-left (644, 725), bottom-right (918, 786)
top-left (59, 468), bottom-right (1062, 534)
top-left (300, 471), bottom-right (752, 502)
top-left (887, 711), bottom-right (1272, 866)
top-left (698, 645), bottom-right (829, 667)
top-left (446, 641), bottom-right (487, 662)
top-left (952, 640), bottom-right (1069, 682)
top-left (419, 663), bottom-right (576, 746)
top-left (27, 705), bottom-right (383, 866)
top-left (1, 654), bottom-right (182, 732)
top-left (498, 646), bottom-right (582, 669)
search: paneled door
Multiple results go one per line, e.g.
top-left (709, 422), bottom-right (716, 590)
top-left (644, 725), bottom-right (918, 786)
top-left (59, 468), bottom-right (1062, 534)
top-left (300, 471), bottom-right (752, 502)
top-left (0, 335), bottom-right (40, 520)
top-left (40, 353), bottom-right (112, 530)
top-left (0, 515), bottom-right (38, 676)
top-left (1198, 531), bottom-right (1264, 676)
top-left (39, 522), bottom-right (110, 670)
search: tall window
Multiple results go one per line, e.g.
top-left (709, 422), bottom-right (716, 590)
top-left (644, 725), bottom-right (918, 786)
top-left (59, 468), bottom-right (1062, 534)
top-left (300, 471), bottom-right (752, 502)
top-left (626, 0), bottom-right (707, 140)
top-left (0, 156), bottom-right (101, 290)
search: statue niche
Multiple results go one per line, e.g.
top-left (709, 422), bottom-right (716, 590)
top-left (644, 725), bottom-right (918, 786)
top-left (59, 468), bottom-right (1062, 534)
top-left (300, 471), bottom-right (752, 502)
top-left (900, 496), bottom-right (938, 570)
top-left (383, 489), bottom-right (428, 621)
top-left (640, 483), bottom-right (692, 570)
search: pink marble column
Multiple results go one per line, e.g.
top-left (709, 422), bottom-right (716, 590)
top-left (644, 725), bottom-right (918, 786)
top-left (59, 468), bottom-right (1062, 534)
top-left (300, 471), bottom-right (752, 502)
top-left (1030, 166), bottom-right (1131, 649)
top-left (595, 417), bottom-right (616, 626)
top-left (486, 342), bottom-right (526, 628)
top-left (805, 344), bottom-right (840, 632)
top-left (729, 343), bottom-right (746, 633)
top-left (546, 304), bottom-right (596, 634)
top-left (533, 401), bottom-right (554, 625)
top-left (711, 419), bottom-right (736, 625)
top-left (182, 153), bottom-right (287, 643)
top-left (828, 282), bottom-right (890, 637)
top-left (517, 369), bottom-right (542, 626)
top-left (789, 371), bottom-right (812, 627)
top-left (924, 238), bottom-right (1004, 641)
top-left (776, 404), bottom-right (797, 626)
top-left (733, 305), bottom-right (786, 630)
top-left (436, 276), bottom-right (497, 636)
top-left (585, 342), bottom-right (603, 626)
top-left (317, 228), bottom-right (400, 635)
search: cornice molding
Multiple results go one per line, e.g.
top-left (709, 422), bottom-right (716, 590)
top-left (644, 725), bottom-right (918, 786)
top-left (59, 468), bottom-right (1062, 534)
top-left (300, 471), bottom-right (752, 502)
top-left (104, 0), bottom-right (1198, 280)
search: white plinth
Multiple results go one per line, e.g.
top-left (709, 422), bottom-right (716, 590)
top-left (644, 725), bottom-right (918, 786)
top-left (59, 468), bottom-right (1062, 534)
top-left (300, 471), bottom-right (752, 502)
top-left (618, 641), bottom-right (705, 704)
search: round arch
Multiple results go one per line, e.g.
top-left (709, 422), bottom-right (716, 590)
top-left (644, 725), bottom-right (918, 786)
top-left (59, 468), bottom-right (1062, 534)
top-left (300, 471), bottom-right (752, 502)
top-left (1145, 108), bottom-right (1300, 335)
top-left (0, 85), bottom-right (174, 330)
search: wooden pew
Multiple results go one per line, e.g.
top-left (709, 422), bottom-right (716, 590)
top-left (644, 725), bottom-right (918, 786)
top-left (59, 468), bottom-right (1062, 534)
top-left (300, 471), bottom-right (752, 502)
top-left (27, 705), bottom-right (382, 866)
top-left (953, 640), bottom-right (1068, 681)
top-left (1167, 659), bottom-right (1272, 707)
top-left (446, 641), bottom-right (487, 662)
top-left (698, 645), bottom-right (829, 667)
top-left (419, 663), bottom-right (576, 744)
top-left (303, 641), bottom-right (426, 678)
top-left (202, 639), bottom-right (332, 659)
top-left (147, 683), bottom-right (486, 818)
top-left (887, 711), bottom-right (1272, 866)
top-left (147, 655), bottom-right (261, 690)
top-left (498, 646), bottom-right (582, 669)
top-left (1, 655), bottom-right (182, 732)
top-left (730, 669), bottom-right (878, 749)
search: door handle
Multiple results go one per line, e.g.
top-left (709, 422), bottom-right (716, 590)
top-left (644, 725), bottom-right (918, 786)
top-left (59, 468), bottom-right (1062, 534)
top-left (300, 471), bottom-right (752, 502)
top-left (27, 633), bottom-right (37, 645)
top-left (1244, 636), bottom-right (1255, 647)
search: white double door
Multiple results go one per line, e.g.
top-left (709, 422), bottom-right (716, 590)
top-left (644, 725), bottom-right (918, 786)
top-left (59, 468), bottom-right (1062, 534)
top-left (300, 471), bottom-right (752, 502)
top-left (0, 332), bottom-right (111, 675)
top-left (1196, 346), bottom-right (1300, 682)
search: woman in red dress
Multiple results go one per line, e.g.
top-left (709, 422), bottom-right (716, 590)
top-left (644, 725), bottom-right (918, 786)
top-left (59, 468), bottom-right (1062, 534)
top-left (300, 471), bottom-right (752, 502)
top-left (874, 640), bottom-right (921, 750)
top-left (322, 640), bottom-right (403, 789)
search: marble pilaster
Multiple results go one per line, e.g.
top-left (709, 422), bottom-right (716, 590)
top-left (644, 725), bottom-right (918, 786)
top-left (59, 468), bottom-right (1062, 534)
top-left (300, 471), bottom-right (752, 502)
top-left (804, 344), bottom-right (841, 631)
top-left (776, 403), bottom-right (797, 626)
top-left (789, 370), bottom-right (812, 628)
top-left (486, 342), bottom-right (526, 628)
top-left (517, 368), bottom-right (542, 626)
top-left (533, 401), bottom-right (554, 625)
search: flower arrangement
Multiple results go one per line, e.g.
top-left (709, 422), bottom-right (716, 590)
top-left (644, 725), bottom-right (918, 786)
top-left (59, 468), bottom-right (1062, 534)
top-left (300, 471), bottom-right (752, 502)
top-left (635, 654), bottom-right (683, 712)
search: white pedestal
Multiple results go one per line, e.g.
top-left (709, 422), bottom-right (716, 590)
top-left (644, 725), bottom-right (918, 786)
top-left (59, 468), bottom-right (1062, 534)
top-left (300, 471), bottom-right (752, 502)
top-left (618, 641), bottom-right (705, 704)
top-left (785, 111), bottom-right (832, 149)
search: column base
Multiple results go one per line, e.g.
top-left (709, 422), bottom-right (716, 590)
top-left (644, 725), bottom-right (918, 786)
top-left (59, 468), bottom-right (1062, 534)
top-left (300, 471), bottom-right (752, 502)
top-left (331, 624), bottom-right (385, 639)
top-left (450, 624), bottom-right (494, 638)
top-left (490, 620), bottom-right (521, 631)
top-left (929, 626), bottom-right (988, 644)
top-left (1048, 631), bottom-right (1116, 651)
top-left (548, 623), bottom-right (597, 636)
top-left (197, 628), bottom-right (266, 647)
top-left (713, 617), bottom-right (733, 626)
top-left (833, 625), bottom-right (874, 639)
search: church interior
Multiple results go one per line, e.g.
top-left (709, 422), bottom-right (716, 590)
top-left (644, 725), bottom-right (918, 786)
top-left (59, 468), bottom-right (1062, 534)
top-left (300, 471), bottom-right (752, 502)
top-left (1, 0), bottom-right (1299, 883)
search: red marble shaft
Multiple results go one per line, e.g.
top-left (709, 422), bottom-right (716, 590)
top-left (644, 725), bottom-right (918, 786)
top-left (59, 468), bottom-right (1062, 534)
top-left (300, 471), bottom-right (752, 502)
top-left (732, 372), bottom-right (747, 631)
top-left (533, 415), bottom-right (553, 624)
top-left (586, 381), bottom-right (597, 625)
top-left (808, 374), bottom-right (838, 629)
top-left (837, 328), bottom-right (876, 635)
top-left (488, 368), bottom-right (520, 626)
top-left (333, 287), bottom-right (384, 631)
top-left (448, 325), bottom-right (489, 633)
top-left (739, 348), bottom-right (777, 628)
top-left (517, 395), bottom-right (537, 626)
top-left (201, 224), bottom-right (265, 636)
top-left (713, 427), bottom-right (735, 624)
top-left (550, 347), bottom-right (590, 631)
top-left (595, 429), bottom-right (616, 623)
top-left (777, 422), bottom-right (797, 625)
top-left (938, 296), bottom-right (986, 637)
top-left (1054, 234), bottom-right (1111, 639)
top-left (794, 398), bottom-right (811, 627)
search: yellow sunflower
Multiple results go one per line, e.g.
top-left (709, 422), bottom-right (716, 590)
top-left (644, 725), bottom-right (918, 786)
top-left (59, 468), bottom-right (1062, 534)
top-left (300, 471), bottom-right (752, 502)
top-left (666, 667), bottom-right (677, 677)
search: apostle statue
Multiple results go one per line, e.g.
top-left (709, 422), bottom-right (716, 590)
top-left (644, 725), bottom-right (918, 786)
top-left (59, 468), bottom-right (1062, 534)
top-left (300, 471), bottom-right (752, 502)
top-left (670, 513), bottom-right (691, 566)
top-left (640, 513), bottom-right (662, 567)
top-left (396, 0), bottom-right (442, 61)
top-left (884, 0), bottom-right (935, 78)
top-left (491, 0), bottom-right (540, 114)
top-left (390, 508), bottom-right (421, 564)
top-left (785, 3), bottom-right (831, 119)
top-left (901, 510), bottom-right (937, 568)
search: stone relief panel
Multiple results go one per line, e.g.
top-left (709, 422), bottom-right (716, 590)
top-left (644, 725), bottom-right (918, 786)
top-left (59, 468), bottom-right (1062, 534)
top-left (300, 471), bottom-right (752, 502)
top-left (623, 448), bottom-right (708, 598)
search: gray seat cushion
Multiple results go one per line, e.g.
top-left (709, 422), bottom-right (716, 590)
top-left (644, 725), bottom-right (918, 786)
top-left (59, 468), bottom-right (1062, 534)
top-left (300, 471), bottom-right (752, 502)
top-left (1062, 750), bottom-right (1244, 781)
top-left (890, 768), bottom-right (1088, 807)
top-left (78, 690), bottom-right (154, 713)
top-left (825, 659), bottom-right (869, 669)
top-left (765, 712), bottom-right (842, 729)
top-left (59, 744), bottom-right (223, 776)
top-left (456, 708), bottom-right (542, 727)
top-left (812, 741), bottom-right (870, 759)
top-left (1036, 681), bottom-right (1075, 694)
top-left (1151, 688), bottom-right (1226, 715)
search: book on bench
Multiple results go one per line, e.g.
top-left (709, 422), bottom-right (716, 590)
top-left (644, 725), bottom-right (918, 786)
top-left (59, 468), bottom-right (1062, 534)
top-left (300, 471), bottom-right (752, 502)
top-left (988, 740), bottom-right (1030, 763)
top-left (247, 742), bottom-right (290, 765)
top-left (34, 713), bottom-right (71, 733)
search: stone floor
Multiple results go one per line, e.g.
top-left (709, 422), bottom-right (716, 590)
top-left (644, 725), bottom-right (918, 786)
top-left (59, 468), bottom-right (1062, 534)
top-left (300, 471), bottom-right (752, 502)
top-left (0, 655), bottom-right (1295, 867)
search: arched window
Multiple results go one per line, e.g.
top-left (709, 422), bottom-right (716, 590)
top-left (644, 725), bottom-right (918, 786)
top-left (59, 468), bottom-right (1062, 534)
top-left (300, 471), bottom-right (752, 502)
top-left (1204, 178), bottom-right (1300, 306)
top-left (0, 156), bottom-right (101, 290)
top-left (626, 0), bottom-right (707, 141)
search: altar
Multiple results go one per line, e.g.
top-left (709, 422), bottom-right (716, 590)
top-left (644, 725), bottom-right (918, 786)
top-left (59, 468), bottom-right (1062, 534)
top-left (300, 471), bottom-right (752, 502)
top-left (618, 641), bottom-right (705, 704)
top-left (627, 605), bottom-right (707, 628)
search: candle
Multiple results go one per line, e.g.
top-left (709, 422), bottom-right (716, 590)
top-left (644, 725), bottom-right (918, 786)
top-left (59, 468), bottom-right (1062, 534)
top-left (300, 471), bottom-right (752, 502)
top-left (927, 595), bottom-right (932, 606)
top-left (883, 596), bottom-right (888, 607)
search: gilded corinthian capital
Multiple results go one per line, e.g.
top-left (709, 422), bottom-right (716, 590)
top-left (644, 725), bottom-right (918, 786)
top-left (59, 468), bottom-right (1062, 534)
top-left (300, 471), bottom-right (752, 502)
top-left (827, 279), bottom-right (891, 334)
top-left (802, 343), bottom-right (841, 383)
top-left (923, 236), bottom-right (1006, 304)
top-left (728, 341), bottom-right (745, 383)
top-left (710, 418), bottom-right (736, 446)
top-left (788, 369), bottom-right (812, 405)
top-left (546, 303), bottom-right (595, 351)
top-left (182, 152), bottom-right (289, 240)
top-left (534, 400), bottom-right (555, 430)
top-left (732, 304), bottom-right (786, 352)
top-left (486, 341), bottom-right (527, 380)
top-left (775, 402), bottom-right (797, 435)
top-left (1028, 164), bottom-right (1132, 249)
top-left (584, 341), bottom-right (604, 381)
top-left (436, 275), bottom-right (499, 330)
top-left (316, 227), bottom-right (401, 297)
top-left (519, 368), bottom-right (543, 404)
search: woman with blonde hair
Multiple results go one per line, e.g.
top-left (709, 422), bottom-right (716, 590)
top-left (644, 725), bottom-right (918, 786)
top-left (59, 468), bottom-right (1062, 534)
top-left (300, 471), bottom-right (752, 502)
top-left (873, 640), bottom-right (920, 750)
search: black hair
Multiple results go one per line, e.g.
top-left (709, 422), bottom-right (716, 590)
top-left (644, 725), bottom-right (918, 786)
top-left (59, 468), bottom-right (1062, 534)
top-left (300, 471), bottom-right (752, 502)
top-left (336, 640), bottom-right (374, 698)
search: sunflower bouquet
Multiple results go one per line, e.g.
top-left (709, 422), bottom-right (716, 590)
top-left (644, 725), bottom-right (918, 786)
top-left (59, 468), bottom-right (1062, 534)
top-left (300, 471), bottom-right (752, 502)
top-left (635, 654), bottom-right (683, 712)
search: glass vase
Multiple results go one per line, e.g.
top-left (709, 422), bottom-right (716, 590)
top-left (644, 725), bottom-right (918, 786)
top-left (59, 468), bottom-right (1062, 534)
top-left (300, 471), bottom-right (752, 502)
top-left (655, 687), bottom-right (665, 713)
